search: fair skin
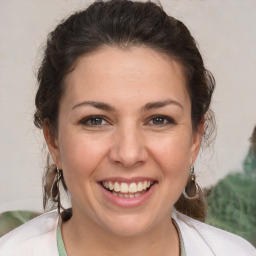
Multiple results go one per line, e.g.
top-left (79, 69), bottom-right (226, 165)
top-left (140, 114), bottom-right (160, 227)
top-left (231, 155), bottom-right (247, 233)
top-left (44, 46), bottom-right (202, 256)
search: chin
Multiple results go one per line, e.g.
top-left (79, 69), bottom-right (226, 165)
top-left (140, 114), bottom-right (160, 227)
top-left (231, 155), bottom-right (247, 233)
top-left (100, 214), bottom-right (155, 237)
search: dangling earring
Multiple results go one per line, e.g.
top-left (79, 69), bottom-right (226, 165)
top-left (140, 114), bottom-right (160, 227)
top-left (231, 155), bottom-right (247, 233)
top-left (57, 166), bottom-right (62, 214)
top-left (56, 167), bottom-right (62, 189)
top-left (50, 166), bottom-right (72, 220)
top-left (56, 167), bottom-right (63, 214)
top-left (183, 165), bottom-right (199, 199)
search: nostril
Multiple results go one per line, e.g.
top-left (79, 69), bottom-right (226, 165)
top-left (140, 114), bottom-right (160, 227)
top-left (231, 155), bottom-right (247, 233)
top-left (108, 137), bottom-right (148, 168)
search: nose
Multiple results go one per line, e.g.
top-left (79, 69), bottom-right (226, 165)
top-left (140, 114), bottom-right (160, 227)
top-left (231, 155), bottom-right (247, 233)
top-left (109, 125), bottom-right (148, 168)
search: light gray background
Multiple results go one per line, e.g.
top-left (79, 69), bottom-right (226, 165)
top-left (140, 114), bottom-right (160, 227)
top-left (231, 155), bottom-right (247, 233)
top-left (0, 0), bottom-right (255, 213)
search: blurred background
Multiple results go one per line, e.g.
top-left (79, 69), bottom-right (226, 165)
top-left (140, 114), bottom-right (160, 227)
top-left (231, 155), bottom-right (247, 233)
top-left (0, 0), bottom-right (255, 245)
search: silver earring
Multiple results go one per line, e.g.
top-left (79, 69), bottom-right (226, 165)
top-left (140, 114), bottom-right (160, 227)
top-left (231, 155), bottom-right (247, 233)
top-left (56, 167), bottom-right (63, 214)
top-left (183, 165), bottom-right (199, 199)
top-left (56, 167), bottom-right (62, 190)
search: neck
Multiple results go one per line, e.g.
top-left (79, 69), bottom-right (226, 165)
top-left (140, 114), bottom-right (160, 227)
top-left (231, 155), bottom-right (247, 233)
top-left (61, 210), bottom-right (180, 256)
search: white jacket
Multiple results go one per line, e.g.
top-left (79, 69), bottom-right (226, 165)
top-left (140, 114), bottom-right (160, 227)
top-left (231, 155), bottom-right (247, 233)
top-left (0, 210), bottom-right (255, 256)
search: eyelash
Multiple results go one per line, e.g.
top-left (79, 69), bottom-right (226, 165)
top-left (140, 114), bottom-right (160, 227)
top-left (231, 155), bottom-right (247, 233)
top-left (147, 115), bottom-right (176, 126)
top-left (79, 115), bottom-right (176, 127)
top-left (79, 115), bottom-right (109, 127)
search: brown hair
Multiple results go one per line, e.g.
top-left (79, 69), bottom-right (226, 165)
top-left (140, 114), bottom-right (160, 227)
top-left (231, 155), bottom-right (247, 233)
top-left (34, 0), bottom-right (215, 221)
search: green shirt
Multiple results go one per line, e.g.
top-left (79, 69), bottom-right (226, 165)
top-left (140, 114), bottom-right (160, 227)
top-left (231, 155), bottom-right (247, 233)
top-left (57, 224), bottom-right (67, 256)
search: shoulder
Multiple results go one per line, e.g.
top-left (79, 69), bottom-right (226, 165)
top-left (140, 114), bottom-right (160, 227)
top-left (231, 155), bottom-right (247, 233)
top-left (173, 210), bottom-right (256, 256)
top-left (0, 210), bottom-right (59, 256)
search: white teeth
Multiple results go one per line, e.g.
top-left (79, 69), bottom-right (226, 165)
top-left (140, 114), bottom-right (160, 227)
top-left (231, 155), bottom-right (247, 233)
top-left (102, 180), bottom-right (154, 194)
top-left (114, 182), bottom-right (120, 192)
top-left (103, 181), bottom-right (109, 189)
top-left (142, 181), bottom-right (147, 190)
top-left (120, 183), bottom-right (129, 193)
top-left (111, 192), bottom-right (143, 198)
top-left (109, 182), bottom-right (114, 190)
top-left (128, 183), bottom-right (137, 193)
top-left (137, 182), bottom-right (143, 192)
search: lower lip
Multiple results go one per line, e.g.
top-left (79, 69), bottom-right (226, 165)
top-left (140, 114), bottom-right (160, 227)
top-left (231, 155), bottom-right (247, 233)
top-left (98, 183), bottom-right (157, 208)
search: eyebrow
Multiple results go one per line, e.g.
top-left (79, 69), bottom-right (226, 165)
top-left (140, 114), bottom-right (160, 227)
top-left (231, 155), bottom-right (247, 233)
top-left (142, 100), bottom-right (183, 112)
top-left (72, 99), bottom-right (183, 112)
top-left (72, 101), bottom-right (115, 111)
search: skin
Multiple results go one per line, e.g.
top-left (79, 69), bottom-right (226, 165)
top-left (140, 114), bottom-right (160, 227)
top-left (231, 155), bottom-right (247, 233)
top-left (44, 46), bottom-right (203, 256)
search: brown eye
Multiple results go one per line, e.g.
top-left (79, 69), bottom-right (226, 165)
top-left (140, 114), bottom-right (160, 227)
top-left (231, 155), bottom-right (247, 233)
top-left (80, 116), bottom-right (108, 126)
top-left (148, 115), bottom-right (175, 126)
top-left (89, 117), bottom-right (104, 125)
top-left (152, 117), bottom-right (167, 125)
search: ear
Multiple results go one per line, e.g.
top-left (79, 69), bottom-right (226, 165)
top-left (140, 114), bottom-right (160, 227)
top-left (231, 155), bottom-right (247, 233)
top-left (43, 120), bottom-right (62, 169)
top-left (190, 119), bottom-right (204, 164)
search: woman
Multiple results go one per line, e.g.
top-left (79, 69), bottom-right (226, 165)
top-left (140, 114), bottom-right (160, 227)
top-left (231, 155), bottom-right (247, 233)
top-left (0, 0), bottom-right (255, 255)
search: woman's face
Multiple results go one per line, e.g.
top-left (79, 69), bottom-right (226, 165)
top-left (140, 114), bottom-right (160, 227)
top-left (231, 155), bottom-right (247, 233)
top-left (46, 46), bottom-right (202, 236)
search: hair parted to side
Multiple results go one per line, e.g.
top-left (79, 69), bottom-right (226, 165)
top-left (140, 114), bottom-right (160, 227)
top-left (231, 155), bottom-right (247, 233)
top-left (34, 0), bottom-right (215, 221)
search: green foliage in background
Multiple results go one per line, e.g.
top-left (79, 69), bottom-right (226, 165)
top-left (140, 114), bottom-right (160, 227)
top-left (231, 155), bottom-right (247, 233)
top-left (0, 211), bottom-right (39, 237)
top-left (206, 147), bottom-right (256, 246)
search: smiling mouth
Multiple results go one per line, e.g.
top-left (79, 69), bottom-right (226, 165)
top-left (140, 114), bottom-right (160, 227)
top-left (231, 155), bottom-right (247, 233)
top-left (99, 180), bottom-right (156, 198)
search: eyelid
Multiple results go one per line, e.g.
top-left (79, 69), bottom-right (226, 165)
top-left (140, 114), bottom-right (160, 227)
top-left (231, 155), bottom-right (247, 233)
top-left (78, 114), bottom-right (175, 127)
top-left (79, 115), bottom-right (110, 126)
top-left (146, 115), bottom-right (176, 125)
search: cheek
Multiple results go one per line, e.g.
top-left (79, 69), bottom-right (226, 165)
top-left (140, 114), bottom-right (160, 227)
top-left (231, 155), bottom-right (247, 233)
top-left (58, 132), bottom-right (108, 181)
top-left (148, 131), bottom-right (192, 177)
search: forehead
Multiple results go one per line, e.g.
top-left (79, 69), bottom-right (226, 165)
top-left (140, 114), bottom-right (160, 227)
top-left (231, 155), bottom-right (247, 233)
top-left (62, 46), bottom-right (189, 109)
